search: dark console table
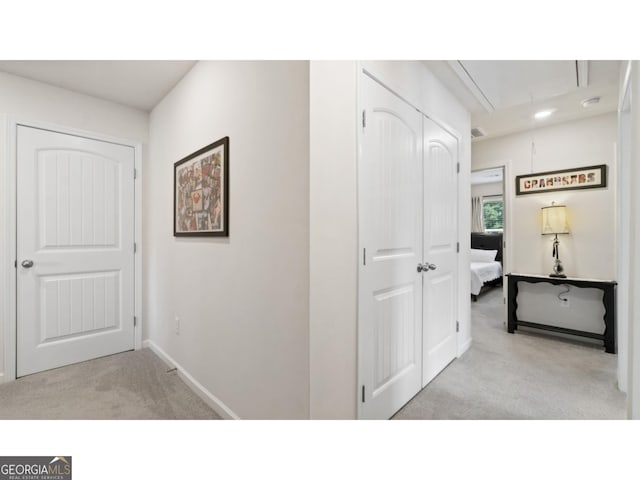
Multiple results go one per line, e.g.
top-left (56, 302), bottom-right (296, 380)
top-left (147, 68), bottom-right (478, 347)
top-left (506, 273), bottom-right (617, 354)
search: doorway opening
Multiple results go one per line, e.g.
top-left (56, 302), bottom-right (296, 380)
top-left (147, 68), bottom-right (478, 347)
top-left (470, 166), bottom-right (505, 304)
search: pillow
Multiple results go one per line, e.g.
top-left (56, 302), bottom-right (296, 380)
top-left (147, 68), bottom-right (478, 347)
top-left (470, 248), bottom-right (497, 263)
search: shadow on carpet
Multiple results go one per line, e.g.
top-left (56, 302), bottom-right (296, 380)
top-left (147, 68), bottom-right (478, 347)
top-left (0, 349), bottom-right (221, 420)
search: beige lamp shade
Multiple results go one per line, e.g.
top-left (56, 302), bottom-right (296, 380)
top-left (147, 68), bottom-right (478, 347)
top-left (541, 204), bottom-right (570, 235)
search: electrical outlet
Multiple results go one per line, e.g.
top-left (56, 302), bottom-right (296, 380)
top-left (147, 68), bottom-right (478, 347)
top-left (560, 297), bottom-right (570, 308)
top-left (174, 316), bottom-right (180, 335)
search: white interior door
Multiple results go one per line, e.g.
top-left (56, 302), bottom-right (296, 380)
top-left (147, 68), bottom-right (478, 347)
top-left (422, 116), bottom-right (459, 386)
top-left (358, 75), bottom-right (424, 419)
top-left (17, 125), bottom-right (135, 377)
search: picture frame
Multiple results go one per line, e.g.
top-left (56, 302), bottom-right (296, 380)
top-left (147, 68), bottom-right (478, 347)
top-left (174, 136), bottom-right (229, 236)
top-left (515, 164), bottom-right (606, 196)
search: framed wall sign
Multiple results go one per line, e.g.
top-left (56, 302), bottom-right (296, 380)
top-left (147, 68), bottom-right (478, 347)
top-left (515, 164), bottom-right (606, 196)
top-left (174, 136), bottom-right (229, 236)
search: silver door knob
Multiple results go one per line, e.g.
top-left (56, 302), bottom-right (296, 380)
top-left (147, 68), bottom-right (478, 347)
top-left (21, 260), bottom-right (34, 268)
top-left (417, 263), bottom-right (424, 273)
top-left (427, 263), bottom-right (437, 271)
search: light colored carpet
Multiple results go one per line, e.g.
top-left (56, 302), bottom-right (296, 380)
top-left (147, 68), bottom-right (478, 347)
top-left (393, 286), bottom-right (627, 419)
top-left (0, 348), bottom-right (221, 420)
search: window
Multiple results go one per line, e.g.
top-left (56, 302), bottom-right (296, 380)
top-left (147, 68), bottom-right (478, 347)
top-left (483, 196), bottom-right (503, 232)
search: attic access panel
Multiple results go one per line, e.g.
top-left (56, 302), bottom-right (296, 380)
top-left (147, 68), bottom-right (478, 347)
top-left (459, 60), bottom-right (577, 110)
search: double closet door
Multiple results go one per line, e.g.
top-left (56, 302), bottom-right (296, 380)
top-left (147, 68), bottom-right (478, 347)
top-left (358, 73), bottom-right (459, 420)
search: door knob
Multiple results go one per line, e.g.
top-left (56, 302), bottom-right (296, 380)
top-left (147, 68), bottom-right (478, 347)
top-left (21, 260), bottom-right (34, 268)
top-left (417, 263), bottom-right (424, 273)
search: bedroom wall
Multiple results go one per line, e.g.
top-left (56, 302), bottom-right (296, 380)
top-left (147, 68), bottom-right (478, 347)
top-left (472, 113), bottom-right (617, 334)
top-left (147, 61), bottom-right (310, 419)
top-left (471, 181), bottom-right (502, 199)
top-left (0, 72), bottom-right (149, 383)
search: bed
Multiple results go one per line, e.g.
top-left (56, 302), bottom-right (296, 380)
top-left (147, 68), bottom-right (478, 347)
top-left (470, 232), bottom-right (503, 301)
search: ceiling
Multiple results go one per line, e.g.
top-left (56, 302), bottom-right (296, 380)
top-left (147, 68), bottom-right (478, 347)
top-left (0, 60), bottom-right (622, 130)
top-left (0, 61), bottom-right (197, 111)
top-left (426, 60), bottom-right (621, 141)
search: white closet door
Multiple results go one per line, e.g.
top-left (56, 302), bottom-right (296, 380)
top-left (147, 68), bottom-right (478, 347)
top-left (358, 75), bottom-right (424, 419)
top-left (422, 116), bottom-right (459, 386)
top-left (17, 125), bottom-right (135, 377)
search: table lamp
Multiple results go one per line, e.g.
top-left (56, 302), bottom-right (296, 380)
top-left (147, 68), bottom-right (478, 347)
top-left (541, 202), bottom-right (570, 278)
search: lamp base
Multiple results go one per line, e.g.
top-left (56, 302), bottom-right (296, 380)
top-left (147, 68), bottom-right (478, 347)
top-left (549, 273), bottom-right (567, 278)
top-left (551, 255), bottom-right (566, 278)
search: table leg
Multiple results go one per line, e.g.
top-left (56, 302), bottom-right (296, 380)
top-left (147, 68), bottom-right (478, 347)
top-left (602, 285), bottom-right (616, 354)
top-left (507, 278), bottom-right (518, 333)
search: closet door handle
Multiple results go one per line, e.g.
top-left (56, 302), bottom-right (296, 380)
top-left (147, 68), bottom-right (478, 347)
top-left (418, 263), bottom-right (437, 272)
top-left (21, 259), bottom-right (34, 268)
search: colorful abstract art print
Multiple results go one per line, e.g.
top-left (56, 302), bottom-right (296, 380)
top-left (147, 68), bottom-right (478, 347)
top-left (174, 137), bottom-right (229, 236)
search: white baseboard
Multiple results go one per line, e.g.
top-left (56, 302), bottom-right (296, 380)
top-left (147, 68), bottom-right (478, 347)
top-left (143, 340), bottom-right (239, 420)
top-left (458, 338), bottom-right (472, 357)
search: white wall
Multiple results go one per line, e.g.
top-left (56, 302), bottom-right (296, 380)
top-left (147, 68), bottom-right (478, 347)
top-left (309, 60), bottom-right (471, 419)
top-left (617, 61), bottom-right (631, 394)
top-left (627, 61), bottom-right (640, 418)
top-left (472, 113), bottom-right (617, 333)
top-left (309, 61), bottom-right (358, 419)
top-left (146, 61), bottom-right (310, 419)
top-left (0, 72), bottom-right (149, 381)
top-left (471, 181), bottom-right (503, 199)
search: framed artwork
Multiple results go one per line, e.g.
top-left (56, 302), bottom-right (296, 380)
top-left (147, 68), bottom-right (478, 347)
top-left (174, 136), bottom-right (229, 236)
top-left (515, 164), bottom-right (606, 196)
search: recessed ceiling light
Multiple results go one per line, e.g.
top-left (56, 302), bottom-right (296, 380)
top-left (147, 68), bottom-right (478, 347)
top-left (581, 96), bottom-right (601, 108)
top-left (534, 109), bottom-right (557, 119)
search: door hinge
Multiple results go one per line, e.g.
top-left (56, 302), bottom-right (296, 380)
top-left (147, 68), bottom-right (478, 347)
top-left (134, 316), bottom-right (137, 327)
top-left (456, 162), bottom-right (460, 173)
top-left (134, 242), bottom-right (137, 253)
top-left (362, 110), bottom-right (366, 128)
top-left (362, 385), bottom-right (366, 403)
top-left (456, 321), bottom-right (459, 332)
top-left (363, 248), bottom-right (366, 266)
top-left (14, 259), bottom-right (17, 268)
top-left (503, 297), bottom-right (506, 305)
top-left (134, 168), bottom-right (137, 179)
top-left (456, 242), bottom-right (460, 253)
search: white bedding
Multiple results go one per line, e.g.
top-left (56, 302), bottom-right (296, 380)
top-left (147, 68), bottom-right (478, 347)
top-left (470, 261), bottom-right (503, 296)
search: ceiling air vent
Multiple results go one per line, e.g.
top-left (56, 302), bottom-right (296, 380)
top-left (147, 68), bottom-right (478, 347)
top-left (471, 127), bottom-right (486, 139)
